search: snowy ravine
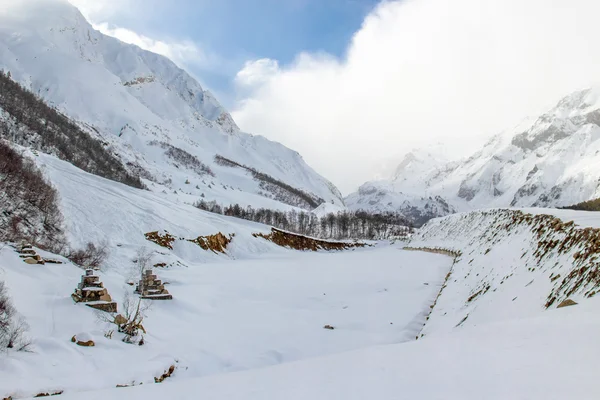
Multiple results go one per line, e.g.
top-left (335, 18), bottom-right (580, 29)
top-left (409, 208), bottom-right (600, 337)
top-left (0, 0), bottom-right (343, 211)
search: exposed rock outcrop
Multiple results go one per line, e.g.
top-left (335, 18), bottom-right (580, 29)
top-left (253, 228), bottom-right (366, 251)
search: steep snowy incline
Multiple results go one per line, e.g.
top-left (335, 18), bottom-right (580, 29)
top-left (409, 208), bottom-right (600, 337)
top-left (56, 297), bottom-right (600, 400)
top-left (0, 0), bottom-right (343, 210)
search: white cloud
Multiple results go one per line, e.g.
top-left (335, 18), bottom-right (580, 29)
top-left (235, 59), bottom-right (280, 90)
top-left (93, 23), bottom-right (212, 70)
top-left (68, 0), bottom-right (134, 20)
top-left (232, 0), bottom-right (600, 195)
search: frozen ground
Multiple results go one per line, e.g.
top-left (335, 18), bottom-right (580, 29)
top-left (0, 244), bottom-right (451, 398)
top-left (53, 297), bottom-right (600, 400)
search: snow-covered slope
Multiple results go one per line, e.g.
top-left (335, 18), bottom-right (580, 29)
top-left (0, 0), bottom-right (342, 211)
top-left (348, 88), bottom-right (600, 218)
top-left (2, 152), bottom-right (598, 399)
top-left (409, 208), bottom-right (600, 337)
top-left (0, 152), bottom-right (453, 396)
top-left (55, 297), bottom-right (600, 400)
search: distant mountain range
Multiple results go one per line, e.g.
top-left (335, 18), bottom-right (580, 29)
top-left (346, 88), bottom-right (600, 224)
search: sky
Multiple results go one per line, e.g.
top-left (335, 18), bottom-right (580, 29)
top-left (69, 0), bottom-right (600, 194)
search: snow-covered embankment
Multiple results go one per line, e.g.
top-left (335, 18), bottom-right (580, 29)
top-left (409, 208), bottom-right (600, 336)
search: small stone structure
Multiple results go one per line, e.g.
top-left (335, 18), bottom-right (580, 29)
top-left (15, 241), bottom-right (62, 264)
top-left (16, 242), bottom-right (44, 265)
top-left (135, 269), bottom-right (172, 300)
top-left (72, 269), bottom-right (118, 312)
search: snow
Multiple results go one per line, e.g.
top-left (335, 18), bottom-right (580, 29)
top-left (53, 298), bottom-right (600, 400)
top-left (0, 151), bottom-right (455, 398)
top-left (311, 202), bottom-right (347, 217)
top-left (409, 207), bottom-right (600, 337)
top-left (0, 2), bottom-right (598, 399)
top-left (0, 0), bottom-right (343, 212)
top-left (347, 87), bottom-right (600, 216)
top-left (0, 242), bottom-right (451, 398)
top-left (1, 138), bottom-right (599, 400)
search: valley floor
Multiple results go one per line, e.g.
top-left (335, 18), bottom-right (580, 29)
top-left (59, 296), bottom-right (600, 400)
top-left (0, 245), bottom-right (451, 399)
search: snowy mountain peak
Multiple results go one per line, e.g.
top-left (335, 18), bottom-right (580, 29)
top-left (0, 0), bottom-right (343, 210)
top-left (348, 85), bottom-right (600, 221)
top-left (1, 0), bottom-right (238, 136)
top-left (392, 148), bottom-right (448, 182)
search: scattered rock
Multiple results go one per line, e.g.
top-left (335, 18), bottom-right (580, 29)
top-left (557, 299), bottom-right (578, 308)
top-left (114, 314), bottom-right (127, 325)
top-left (154, 365), bottom-right (176, 383)
top-left (188, 232), bottom-right (233, 253)
top-left (144, 231), bottom-right (176, 249)
top-left (71, 333), bottom-right (95, 347)
top-left (33, 390), bottom-right (63, 397)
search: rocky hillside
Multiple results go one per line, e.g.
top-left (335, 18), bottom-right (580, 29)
top-left (0, 0), bottom-right (343, 211)
top-left (348, 88), bottom-right (600, 220)
top-left (409, 208), bottom-right (600, 337)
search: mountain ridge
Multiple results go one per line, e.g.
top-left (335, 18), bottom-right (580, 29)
top-left (347, 87), bottom-right (600, 221)
top-left (0, 0), bottom-right (343, 212)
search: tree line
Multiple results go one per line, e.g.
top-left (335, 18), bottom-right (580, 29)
top-left (0, 140), bottom-right (65, 251)
top-left (214, 155), bottom-right (324, 209)
top-left (563, 198), bottom-right (600, 212)
top-left (194, 200), bottom-right (413, 240)
top-left (0, 70), bottom-right (144, 189)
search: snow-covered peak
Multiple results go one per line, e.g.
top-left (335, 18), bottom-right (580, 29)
top-left (348, 85), bottom-right (600, 221)
top-left (0, 0), bottom-right (343, 209)
top-left (0, 0), bottom-right (237, 134)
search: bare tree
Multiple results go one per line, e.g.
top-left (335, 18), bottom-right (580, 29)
top-left (118, 291), bottom-right (150, 345)
top-left (129, 247), bottom-right (152, 283)
top-left (0, 281), bottom-right (30, 352)
top-left (66, 241), bottom-right (109, 270)
top-left (96, 290), bottom-right (151, 345)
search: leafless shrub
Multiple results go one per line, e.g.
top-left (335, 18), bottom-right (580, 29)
top-left (119, 292), bottom-right (150, 342)
top-left (96, 290), bottom-right (150, 345)
top-left (66, 241), bottom-right (109, 269)
top-left (0, 281), bottom-right (30, 351)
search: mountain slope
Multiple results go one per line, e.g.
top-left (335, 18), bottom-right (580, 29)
top-left (0, 0), bottom-right (343, 211)
top-left (348, 88), bottom-right (600, 218)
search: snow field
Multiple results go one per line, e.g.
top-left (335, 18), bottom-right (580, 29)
top-left (0, 245), bottom-right (451, 398)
